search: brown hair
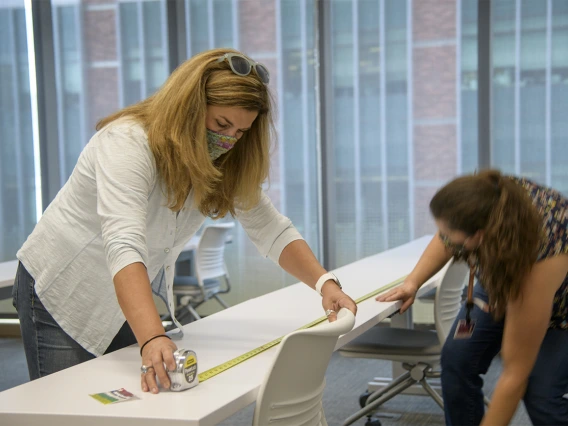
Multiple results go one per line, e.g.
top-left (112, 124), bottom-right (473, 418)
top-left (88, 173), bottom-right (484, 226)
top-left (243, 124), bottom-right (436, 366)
top-left (430, 169), bottom-right (541, 318)
top-left (97, 48), bottom-right (274, 217)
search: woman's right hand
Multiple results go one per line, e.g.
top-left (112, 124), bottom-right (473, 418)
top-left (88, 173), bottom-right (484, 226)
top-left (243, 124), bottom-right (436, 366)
top-left (375, 280), bottom-right (420, 314)
top-left (140, 336), bottom-right (179, 394)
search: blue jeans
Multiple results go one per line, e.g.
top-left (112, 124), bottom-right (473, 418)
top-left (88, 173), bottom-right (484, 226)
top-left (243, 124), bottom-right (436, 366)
top-left (441, 282), bottom-right (568, 425)
top-left (12, 262), bottom-right (137, 380)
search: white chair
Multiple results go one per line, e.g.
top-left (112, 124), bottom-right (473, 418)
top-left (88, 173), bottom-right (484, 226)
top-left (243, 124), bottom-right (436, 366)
top-left (173, 222), bottom-right (234, 322)
top-left (338, 259), bottom-right (469, 426)
top-left (253, 308), bottom-right (356, 426)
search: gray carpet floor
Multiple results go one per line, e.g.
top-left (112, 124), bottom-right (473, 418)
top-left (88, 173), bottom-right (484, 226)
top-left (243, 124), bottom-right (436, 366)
top-left (0, 336), bottom-right (531, 426)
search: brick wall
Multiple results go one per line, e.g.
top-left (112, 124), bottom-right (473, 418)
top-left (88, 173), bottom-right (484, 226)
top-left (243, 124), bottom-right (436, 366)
top-left (413, 0), bottom-right (457, 41)
top-left (83, 9), bottom-right (117, 63)
top-left (414, 124), bottom-right (457, 181)
top-left (86, 68), bottom-right (119, 131)
top-left (83, 1), bottom-right (119, 132)
top-left (412, 0), bottom-right (458, 238)
top-left (239, 0), bottom-right (276, 54)
top-left (84, 0), bottom-right (115, 5)
top-left (414, 185), bottom-right (438, 237)
top-left (413, 46), bottom-right (457, 119)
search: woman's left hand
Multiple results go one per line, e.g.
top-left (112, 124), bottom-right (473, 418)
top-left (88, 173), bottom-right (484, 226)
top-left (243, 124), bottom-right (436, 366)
top-left (321, 283), bottom-right (357, 322)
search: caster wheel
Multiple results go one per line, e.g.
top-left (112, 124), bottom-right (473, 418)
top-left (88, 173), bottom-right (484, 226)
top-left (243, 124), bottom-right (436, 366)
top-left (359, 390), bottom-right (372, 408)
top-left (365, 418), bottom-right (382, 426)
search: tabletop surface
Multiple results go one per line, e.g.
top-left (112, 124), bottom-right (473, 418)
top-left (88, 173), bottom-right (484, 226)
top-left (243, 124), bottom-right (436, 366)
top-left (0, 235), bottom-right (436, 426)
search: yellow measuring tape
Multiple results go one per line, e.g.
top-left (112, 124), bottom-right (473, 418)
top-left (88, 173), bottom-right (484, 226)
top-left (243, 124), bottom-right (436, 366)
top-left (197, 275), bottom-right (407, 382)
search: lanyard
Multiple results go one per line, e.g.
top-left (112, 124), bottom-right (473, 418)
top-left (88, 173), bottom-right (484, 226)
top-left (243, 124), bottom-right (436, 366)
top-left (465, 260), bottom-right (490, 323)
top-left (465, 265), bottom-right (475, 324)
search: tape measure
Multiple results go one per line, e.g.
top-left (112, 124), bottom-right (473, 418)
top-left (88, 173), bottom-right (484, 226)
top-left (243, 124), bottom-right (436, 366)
top-left (197, 274), bottom-right (407, 383)
top-left (169, 349), bottom-right (199, 391)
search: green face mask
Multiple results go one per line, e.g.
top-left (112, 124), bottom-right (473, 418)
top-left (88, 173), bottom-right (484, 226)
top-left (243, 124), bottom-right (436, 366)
top-left (207, 129), bottom-right (238, 160)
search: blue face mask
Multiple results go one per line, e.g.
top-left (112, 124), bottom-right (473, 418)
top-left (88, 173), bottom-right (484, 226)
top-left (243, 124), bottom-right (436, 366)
top-left (207, 129), bottom-right (238, 161)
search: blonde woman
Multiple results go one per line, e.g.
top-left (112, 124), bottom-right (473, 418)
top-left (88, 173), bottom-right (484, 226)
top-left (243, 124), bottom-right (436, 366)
top-left (12, 48), bottom-right (357, 394)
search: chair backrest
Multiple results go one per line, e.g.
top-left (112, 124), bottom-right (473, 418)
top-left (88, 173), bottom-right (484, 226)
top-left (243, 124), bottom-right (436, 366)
top-left (434, 259), bottom-right (470, 346)
top-left (195, 222), bottom-right (235, 281)
top-left (253, 308), bottom-right (356, 426)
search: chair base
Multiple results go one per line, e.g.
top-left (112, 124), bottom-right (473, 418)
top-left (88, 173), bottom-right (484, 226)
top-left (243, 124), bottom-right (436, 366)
top-left (342, 363), bottom-right (443, 426)
top-left (174, 293), bottom-right (230, 323)
top-left (362, 412), bottom-right (403, 426)
top-left (172, 275), bottom-right (231, 324)
top-left (368, 377), bottom-right (442, 397)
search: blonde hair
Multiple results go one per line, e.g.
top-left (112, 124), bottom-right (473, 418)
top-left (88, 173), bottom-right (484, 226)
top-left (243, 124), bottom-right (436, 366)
top-left (97, 48), bottom-right (274, 217)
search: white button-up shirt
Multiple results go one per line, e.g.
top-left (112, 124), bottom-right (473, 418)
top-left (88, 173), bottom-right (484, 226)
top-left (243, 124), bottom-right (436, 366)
top-left (17, 119), bottom-right (302, 356)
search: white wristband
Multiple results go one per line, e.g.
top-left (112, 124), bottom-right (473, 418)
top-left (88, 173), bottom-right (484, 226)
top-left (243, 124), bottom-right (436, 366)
top-left (315, 272), bottom-right (342, 296)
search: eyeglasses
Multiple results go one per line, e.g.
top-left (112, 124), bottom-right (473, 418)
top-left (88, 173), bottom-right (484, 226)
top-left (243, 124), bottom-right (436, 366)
top-left (216, 53), bottom-right (270, 84)
top-left (439, 232), bottom-right (470, 258)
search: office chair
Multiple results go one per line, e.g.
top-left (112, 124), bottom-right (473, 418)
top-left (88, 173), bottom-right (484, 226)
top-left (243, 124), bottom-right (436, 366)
top-left (173, 223), bottom-right (234, 322)
top-left (339, 259), bottom-right (469, 426)
top-left (253, 308), bottom-right (356, 426)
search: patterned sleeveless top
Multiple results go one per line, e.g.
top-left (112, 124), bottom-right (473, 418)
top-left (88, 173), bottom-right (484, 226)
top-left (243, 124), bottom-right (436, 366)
top-left (514, 177), bottom-right (568, 329)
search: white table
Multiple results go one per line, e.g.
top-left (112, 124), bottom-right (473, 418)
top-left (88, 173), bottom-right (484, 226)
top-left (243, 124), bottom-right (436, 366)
top-left (0, 235), bottom-right (437, 426)
top-left (0, 235), bottom-right (215, 300)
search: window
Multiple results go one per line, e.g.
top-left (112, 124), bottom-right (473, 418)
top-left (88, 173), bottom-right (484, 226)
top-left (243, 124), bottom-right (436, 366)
top-left (2, 0), bottom-right (566, 318)
top-left (551, 1), bottom-right (568, 192)
top-left (0, 1), bottom-right (35, 262)
top-left (461, 0), bottom-right (478, 173)
top-left (491, 0), bottom-right (568, 192)
top-left (183, 0), bottom-right (320, 307)
top-left (119, 0), bottom-right (169, 106)
top-left (50, 0), bottom-right (169, 183)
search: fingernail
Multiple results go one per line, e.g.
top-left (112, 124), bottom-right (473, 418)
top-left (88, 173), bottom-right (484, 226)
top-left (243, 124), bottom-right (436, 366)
top-left (152, 387), bottom-right (158, 393)
top-left (165, 382), bottom-right (170, 388)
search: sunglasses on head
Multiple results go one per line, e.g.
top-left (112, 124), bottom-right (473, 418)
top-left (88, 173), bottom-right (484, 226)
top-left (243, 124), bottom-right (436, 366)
top-left (216, 53), bottom-right (270, 84)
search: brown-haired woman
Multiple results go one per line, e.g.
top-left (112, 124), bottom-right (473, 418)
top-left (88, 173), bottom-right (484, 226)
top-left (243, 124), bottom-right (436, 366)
top-left (12, 48), bottom-right (357, 394)
top-left (377, 169), bottom-right (568, 425)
